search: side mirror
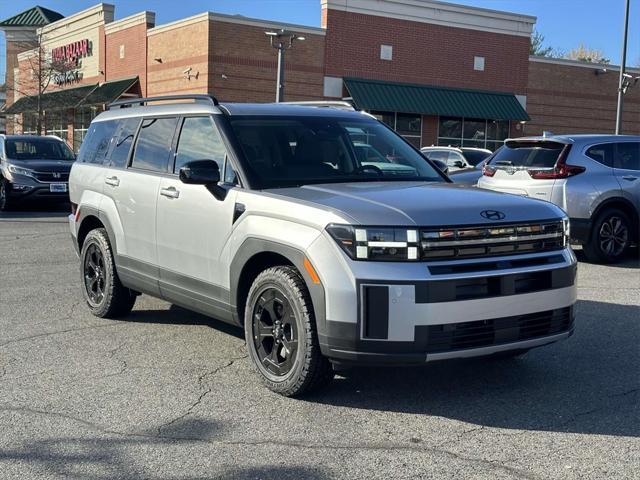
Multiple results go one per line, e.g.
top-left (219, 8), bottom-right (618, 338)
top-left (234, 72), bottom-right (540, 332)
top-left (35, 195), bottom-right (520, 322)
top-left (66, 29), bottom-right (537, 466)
top-left (452, 160), bottom-right (465, 168)
top-left (179, 160), bottom-right (220, 185)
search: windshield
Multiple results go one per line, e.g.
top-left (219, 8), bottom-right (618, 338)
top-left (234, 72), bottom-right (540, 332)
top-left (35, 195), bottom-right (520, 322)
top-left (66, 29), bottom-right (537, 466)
top-left (461, 149), bottom-right (491, 166)
top-left (228, 116), bottom-right (444, 188)
top-left (489, 141), bottom-right (563, 168)
top-left (5, 138), bottom-right (75, 161)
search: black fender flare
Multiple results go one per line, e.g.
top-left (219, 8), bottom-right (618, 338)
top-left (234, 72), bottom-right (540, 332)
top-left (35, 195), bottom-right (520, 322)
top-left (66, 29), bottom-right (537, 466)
top-left (229, 238), bottom-right (327, 334)
top-left (76, 205), bottom-right (118, 253)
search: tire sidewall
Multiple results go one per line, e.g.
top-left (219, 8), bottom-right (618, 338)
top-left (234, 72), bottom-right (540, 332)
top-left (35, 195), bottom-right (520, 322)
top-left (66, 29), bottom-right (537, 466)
top-left (80, 229), bottom-right (115, 315)
top-left (245, 272), bottom-right (308, 389)
top-left (0, 180), bottom-right (10, 211)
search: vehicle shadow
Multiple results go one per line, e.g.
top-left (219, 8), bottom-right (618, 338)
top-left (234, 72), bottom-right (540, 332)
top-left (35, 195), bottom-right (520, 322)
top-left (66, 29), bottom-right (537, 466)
top-left (126, 304), bottom-right (244, 340)
top-left (573, 245), bottom-right (639, 269)
top-left (0, 416), bottom-right (331, 479)
top-left (310, 298), bottom-right (640, 438)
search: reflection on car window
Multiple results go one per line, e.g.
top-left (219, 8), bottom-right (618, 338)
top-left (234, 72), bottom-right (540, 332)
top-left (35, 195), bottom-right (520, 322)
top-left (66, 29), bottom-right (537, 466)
top-left (131, 117), bottom-right (178, 172)
top-left (229, 116), bottom-right (443, 189)
top-left (174, 116), bottom-right (227, 173)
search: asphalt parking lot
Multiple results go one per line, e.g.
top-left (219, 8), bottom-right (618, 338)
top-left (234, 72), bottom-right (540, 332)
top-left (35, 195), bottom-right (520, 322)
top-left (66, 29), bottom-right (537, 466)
top-left (0, 208), bottom-right (638, 480)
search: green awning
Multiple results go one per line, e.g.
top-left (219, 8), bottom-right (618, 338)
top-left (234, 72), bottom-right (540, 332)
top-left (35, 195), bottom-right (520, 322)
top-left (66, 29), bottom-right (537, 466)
top-left (5, 84), bottom-right (98, 114)
top-left (344, 77), bottom-right (530, 121)
top-left (78, 77), bottom-right (139, 107)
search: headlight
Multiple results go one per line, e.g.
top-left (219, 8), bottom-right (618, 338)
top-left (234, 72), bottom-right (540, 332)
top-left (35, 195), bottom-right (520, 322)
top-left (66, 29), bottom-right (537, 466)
top-left (562, 217), bottom-right (570, 246)
top-left (8, 165), bottom-right (35, 177)
top-left (326, 224), bottom-right (420, 261)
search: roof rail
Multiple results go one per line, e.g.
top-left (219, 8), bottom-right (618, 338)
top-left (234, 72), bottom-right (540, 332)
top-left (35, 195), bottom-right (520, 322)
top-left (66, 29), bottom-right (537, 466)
top-left (107, 94), bottom-right (219, 110)
top-left (278, 101), bottom-right (356, 111)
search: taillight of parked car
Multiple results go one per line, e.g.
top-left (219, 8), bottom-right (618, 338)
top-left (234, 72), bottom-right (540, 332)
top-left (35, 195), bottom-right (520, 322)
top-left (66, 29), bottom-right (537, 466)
top-left (527, 145), bottom-right (585, 179)
top-left (482, 163), bottom-right (497, 177)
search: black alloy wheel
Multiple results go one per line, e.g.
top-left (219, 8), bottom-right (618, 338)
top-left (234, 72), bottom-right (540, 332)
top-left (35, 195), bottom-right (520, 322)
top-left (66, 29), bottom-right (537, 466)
top-left (598, 215), bottom-right (629, 258)
top-left (252, 287), bottom-right (298, 377)
top-left (84, 243), bottom-right (106, 306)
top-left (0, 180), bottom-right (10, 211)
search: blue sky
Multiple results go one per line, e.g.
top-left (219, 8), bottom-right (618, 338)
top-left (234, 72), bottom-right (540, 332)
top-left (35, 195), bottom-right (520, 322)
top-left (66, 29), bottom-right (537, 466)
top-left (1, 0), bottom-right (639, 82)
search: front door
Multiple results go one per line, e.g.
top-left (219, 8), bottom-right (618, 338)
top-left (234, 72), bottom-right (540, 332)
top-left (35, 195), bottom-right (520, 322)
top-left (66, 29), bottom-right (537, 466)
top-left (613, 141), bottom-right (640, 209)
top-left (156, 115), bottom-right (238, 317)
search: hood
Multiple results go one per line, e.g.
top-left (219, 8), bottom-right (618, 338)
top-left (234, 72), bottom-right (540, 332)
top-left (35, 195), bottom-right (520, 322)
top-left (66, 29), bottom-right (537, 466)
top-left (266, 182), bottom-right (565, 226)
top-left (7, 159), bottom-right (74, 173)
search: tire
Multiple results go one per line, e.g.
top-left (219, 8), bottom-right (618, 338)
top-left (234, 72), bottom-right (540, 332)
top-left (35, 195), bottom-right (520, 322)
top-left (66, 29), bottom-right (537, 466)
top-left (583, 208), bottom-right (632, 264)
top-left (245, 266), bottom-right (334, 397)
top-left (80, 228), bottom-right (136, 318)
top-left (0, 179), bottom-right (11, 211)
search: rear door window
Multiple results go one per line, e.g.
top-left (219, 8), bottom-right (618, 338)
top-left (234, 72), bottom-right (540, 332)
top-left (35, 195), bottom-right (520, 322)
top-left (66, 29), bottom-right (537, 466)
top-left (613, 142), bottom-right (640, 171)
top-left (491, 141), bottom-right (564, 168)
top-left (131, 117), bottom-right (178, 173)
top-left (77, 120), bottom-right (118, 165)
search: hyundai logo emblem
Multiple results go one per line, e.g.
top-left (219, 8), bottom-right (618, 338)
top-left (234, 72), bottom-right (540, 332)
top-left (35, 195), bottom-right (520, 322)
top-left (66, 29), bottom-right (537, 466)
top-left (480, 210), bottom-right (506, 220)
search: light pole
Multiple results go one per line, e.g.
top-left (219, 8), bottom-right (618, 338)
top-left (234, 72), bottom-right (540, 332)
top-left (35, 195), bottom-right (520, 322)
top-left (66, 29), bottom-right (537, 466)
top-left (615, 0), bottom-right (630, 134)
top-left (265, 29), bottom-right (305, 103)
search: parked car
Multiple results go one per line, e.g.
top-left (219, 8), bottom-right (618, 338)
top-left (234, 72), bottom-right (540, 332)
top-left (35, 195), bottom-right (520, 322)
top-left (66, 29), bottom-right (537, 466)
top-left (421, 146), bottom-right (471, 171)
top-left (69, 96), bottom-right (577, 396)
top-left (478, 134), bottom-right (639, 263)
top-left (449, 148), bottom-right (501, 185)
top-left (460, 147), bottom-right (493, 166)
top-left (0, 134), bottom-right (75, 211)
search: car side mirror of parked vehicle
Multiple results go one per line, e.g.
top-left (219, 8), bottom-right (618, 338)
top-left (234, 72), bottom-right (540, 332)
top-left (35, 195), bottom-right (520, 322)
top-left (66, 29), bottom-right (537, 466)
top-left (453, 160), bottom-right (465, 168)
top-left (179, 160), bottom-right (221, 185)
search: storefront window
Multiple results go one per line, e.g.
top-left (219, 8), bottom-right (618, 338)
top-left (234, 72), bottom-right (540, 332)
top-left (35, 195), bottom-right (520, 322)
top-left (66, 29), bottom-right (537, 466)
top-left (370, 111), bottom-right (422, 148)
top-left (438, 117), bottom-right (509, 151)
top-left (21, 112), bottom-right (38, 135)
top-left (45, 110), bottom-right (69, 145)
top-left (74, 107), bottom-right (98, 153)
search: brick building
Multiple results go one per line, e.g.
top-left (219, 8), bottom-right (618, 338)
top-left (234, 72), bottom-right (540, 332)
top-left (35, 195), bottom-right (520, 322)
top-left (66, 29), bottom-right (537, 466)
top-left (1, 0), bottom-right (639, 152)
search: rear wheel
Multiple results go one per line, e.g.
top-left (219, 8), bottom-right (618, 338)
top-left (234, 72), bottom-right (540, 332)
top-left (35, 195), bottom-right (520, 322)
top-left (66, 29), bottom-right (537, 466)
top-left (80, 228), bottom-right (136, 318)
top-left (583, 208), bottom-right (631, 264)
top-left (245, 266), bottom-right (334, 396)
top-left (0, 179), bottom-right (11, 211)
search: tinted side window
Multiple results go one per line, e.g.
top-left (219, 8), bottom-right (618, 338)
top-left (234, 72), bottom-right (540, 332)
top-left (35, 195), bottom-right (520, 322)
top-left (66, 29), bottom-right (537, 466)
top-left (585, 143), bottom-right (613, 167)
top-left (131, 117), bottom-right (178, 172)
top-left (77, 120), bottom-right (118, 164)
top-left (447, 151), bottom-right (465, 166)
top-left (614, 142), bottom-right (640, 171)
top-left (425, 150), bottom-right (448, 161)
top-left (174, 116), bottom-right (227, 173)
top-left (109, 118), bottom-right (140, 168)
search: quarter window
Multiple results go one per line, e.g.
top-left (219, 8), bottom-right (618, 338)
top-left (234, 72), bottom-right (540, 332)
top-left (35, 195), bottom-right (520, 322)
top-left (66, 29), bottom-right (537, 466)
top-left (585, 143), bottom-right (613, 167)
top-left (76, 120), bottom-right (118, 165)
top-left (174, 116), bottom-right (227, 173)
top-left (131, 117), bottom-right (178, 172)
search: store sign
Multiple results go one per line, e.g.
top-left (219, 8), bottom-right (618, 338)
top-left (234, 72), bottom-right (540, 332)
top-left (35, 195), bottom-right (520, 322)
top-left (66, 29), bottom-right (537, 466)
top-left (51, 39), bottom-right (92, 86)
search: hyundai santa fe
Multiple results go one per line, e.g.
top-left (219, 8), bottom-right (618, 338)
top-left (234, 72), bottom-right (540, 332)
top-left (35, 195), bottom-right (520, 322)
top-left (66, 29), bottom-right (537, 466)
top-left (68, 95), bottom-right (577, 396)
top-left (478, 134), bottom-right (639, 263)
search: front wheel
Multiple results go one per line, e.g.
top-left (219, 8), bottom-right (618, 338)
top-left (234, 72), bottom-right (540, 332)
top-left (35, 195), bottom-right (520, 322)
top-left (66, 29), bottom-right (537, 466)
top-left (583, 208), bottom-right (631, 264)
top-left (245, 266), bottom-right (334, 397)
top-left (0, 179), bottom-right (12, 211)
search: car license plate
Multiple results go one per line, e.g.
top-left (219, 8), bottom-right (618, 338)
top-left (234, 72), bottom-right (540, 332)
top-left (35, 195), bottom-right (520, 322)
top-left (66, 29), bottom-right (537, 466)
top-left (50, 183), bottom-right (67, 193)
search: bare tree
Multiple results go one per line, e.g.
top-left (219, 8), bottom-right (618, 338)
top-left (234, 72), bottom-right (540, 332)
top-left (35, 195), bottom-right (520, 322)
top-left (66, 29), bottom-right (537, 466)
top-left (6, 31), bottom-right (78, 135)
top-left (563, 44), bottom-right (610, 64)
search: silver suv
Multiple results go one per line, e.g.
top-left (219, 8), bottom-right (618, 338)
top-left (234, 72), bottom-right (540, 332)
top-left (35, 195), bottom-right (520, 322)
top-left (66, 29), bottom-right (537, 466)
top-left (69, 95), bottom-right (577, 396)
top-left (478, 135), bottom-right (639, 263)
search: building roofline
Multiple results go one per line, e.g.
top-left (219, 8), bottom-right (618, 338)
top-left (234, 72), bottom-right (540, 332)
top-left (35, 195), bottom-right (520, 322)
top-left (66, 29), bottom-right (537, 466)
top-left (322, 0), bottom-right (535, 37)
top-left (38, 3), bottom-right (114, 34)
top-left (104, 11), bottom-right (155, 34)
top-left (147, 11), bottom-right (325, 37)
top-left (529, 55), bottom-right (640, 73)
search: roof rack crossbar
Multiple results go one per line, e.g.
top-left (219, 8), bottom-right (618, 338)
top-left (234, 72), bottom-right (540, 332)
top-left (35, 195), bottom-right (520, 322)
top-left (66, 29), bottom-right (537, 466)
top-left (107, 94), bottom-right (219, 110)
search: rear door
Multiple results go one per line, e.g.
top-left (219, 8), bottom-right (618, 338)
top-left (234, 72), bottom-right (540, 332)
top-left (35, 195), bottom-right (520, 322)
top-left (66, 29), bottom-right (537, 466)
top-left (482, 140), bottom-right (566, 200)
top-left (105, 116), bottom-right (178, 293)
top-left (612, 141), bottom-right (640, 209)
top-left (156, 115), bottom-right (238, 313)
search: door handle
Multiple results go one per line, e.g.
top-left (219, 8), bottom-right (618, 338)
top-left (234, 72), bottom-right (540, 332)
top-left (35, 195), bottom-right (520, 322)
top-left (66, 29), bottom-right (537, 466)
top-left (622, 176), bottom-right (638, 181)
top-left (160, 186), bottom-right (180, 199)
top-left (105, 176), bottom-right (120, 187)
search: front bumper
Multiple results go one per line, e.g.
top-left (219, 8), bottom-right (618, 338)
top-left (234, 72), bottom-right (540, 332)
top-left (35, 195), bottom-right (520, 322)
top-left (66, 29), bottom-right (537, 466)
top-left (5, 176), bottom-right (69, 202)
top-left (310, 233), bottom-right (578, 365)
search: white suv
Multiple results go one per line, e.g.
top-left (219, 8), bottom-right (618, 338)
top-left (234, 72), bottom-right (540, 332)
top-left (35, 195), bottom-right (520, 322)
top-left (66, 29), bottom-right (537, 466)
top-left (69, 96), bottom-right (577, 396)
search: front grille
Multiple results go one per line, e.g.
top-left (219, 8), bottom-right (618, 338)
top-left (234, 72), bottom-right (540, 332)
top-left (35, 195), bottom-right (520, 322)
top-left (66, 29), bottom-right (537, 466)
top-left (33, 171), bottom-right (69, 182)
top-left (426, 307), bottom-right (573, 353)
top-left (421, 220), bottom-right (565, 261)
